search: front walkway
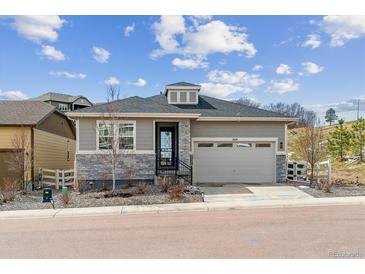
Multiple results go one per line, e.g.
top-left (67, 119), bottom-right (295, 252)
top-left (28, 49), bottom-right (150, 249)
top-left (200, 184), bottom-right (311, 203)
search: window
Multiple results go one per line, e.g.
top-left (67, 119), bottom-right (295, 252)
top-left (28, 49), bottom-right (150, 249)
top-left (236, 143), bottom-right (252, 148)
top-left (66, 140), bottom-right (71, 161)
top-left (189, 91), bottom-right (197, 103)
top-left (170, 92), bottom-right (178, 103)
top-left (256, 143), bottom-right (271, 148)
top-left (180, 91), bottom-right (187, 102)
top-left (217, 143), bottom-right (233, 147)
top-left (119, 123), bottom-right (135, 150)
top-left (58, 103), bottom-right (69, 111)
top-left (198, 143), bottom-right (214, 148)
top-left (98, 123), bottom-right (113, 150)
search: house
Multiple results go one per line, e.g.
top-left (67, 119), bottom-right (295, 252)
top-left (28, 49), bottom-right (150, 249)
top-left (0, 101), bottom-right (76, 182)
top-left (67, 82), bottom-right (296, 185)
top-left (32, 92), bottom-right (93, 112)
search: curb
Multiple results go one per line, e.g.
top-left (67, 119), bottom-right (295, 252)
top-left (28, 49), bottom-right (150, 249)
top-left (1, 196), bottom-right (364, 220)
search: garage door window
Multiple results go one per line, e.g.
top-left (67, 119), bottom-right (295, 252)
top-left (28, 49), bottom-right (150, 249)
top-left (217, 143), bottom-right (233, 148)
top-left (236, 143), bottom-right (252, 148)
top-left (198, 143), bottom-right (214, 147)
top-left (256, 143), bottom-right (271, 148)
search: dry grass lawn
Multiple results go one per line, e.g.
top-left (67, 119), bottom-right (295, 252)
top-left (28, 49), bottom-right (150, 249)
top-left (288, 121), bottom-right (365, 185)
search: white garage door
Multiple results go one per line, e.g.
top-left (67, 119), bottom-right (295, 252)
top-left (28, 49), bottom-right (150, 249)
top-left (194, 141), bottom-right (275, 183)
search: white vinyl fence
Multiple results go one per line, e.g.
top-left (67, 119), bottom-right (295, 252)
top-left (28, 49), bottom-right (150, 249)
top-left (39, 168), bottom-right (75, 189)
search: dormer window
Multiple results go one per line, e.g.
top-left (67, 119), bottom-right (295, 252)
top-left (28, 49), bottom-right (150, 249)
top-left (165, 82), bottom-right (201, 105)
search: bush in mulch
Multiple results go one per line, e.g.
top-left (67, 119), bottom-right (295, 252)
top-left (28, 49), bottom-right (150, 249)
top-left (168, 184), bottom-right (185, 201)
top-left (0, 177), bottom-right (21, 203)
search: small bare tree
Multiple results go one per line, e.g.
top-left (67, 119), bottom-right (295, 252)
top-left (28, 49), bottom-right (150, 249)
top-left (295, 126), bottom-right (326, 187)
top-left (99, 85), bottom-right (121, 192)
top-left (7, 127), bottom-right (32, 193)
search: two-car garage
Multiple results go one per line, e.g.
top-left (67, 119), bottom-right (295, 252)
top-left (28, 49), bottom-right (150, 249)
top-left (193, 140), bottom-right (276, 184)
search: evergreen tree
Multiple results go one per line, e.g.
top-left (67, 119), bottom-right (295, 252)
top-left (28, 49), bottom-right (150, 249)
top-left (327, 119), bottom-right (353, 161)
top-left (352, 118), bottom-right (365, 162)
top-left (325, 108), bottom-right (338, 125)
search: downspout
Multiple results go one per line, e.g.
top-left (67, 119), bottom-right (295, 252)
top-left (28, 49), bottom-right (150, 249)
top-left (31, 126), bottom-right (35, 182)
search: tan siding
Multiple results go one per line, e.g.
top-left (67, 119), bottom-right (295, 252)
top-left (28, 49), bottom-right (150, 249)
top-left (79, 118), bottom-right (96, 151)
top-left (37, 112), bottom-right (75, 139)
top-left (0, 127), bottom-right (32, 180)
top-left (191, 121), bottom-right (286, 151)
top-left (33, 128), bottom-right (76, 178)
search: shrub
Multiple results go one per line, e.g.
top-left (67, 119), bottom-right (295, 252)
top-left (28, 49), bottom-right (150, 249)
top-left (61, 191), bottom-right (71, 205)
top-left (318, 179), bottom-right (332, 193)
top-left (168, 184), bottom-right (185, 200)
top-left (136, 182), bottom-right (147, 194)
top-left (160, 176), bottom-right (171, 193)
top-left (77, 176), bottom-right (84, 194)
top-left (0, 177), bottom-right (20, 203)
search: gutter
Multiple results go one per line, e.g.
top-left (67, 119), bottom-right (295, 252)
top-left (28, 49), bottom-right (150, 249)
top-left (66, 112), bottom-right (202, 119)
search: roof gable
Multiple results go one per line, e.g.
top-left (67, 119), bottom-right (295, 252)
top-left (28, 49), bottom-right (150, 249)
top-left (0, 101), bottom-right (56, 125)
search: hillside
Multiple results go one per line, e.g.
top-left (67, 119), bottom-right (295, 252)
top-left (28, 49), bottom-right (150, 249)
top-left (288, 121), bottom-right (365, 185)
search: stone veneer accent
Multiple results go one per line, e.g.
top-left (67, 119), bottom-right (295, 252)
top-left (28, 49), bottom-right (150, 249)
top-left (178, 120), bottom-right (191, 165)
top-left (276, 154), bottom-right (287, 183)
top-left (76, 153), bottom-right (155, 181)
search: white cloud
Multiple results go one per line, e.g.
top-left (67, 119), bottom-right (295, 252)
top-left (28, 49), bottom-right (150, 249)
top-left (0, 90), bottom-right (28, 100)
top-left (127, 78), bottom-right (147, 87)
top-left (151, 16), bottom-right (256, 60)
top-left (302, 62), bottom-right (324, 74)
top-left (303, 34), bottom-right (321, 48)
top-left (8, 15), bottom-right (65, 43)
top-left (267, 79), bottom-right (299, 94)
top-left (320, 15), bottom-right (365, 47)
top-left (276, 64), bottom-right (292, 75)
top-left (104, 77), bottom-right (120, 86)
top-left (184, 20), bottom-right (256, 58)
top-left (49, 71), bottom-right (86, 79)
top-left (172, 57), bottom-right (208, 69)
top-left (124, 23), bottom-right (135, 37)
top-left (41, 45), bottom-right (65, 61)
top-left (252, 65), bottom-right (263, 71)
top-left (93, 47), bottom-right (110, 63)
top-left (151, 15), bottom-right (186, 58)
top-left (200, 69), bottom-right (265, 98)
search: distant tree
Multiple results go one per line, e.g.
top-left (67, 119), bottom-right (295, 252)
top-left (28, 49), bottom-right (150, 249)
top-left (235, 97), bottom-right (261, 108)
top-left (327, 119), bottom-right (353, 161)
top-left (295, 126), bottom-right (326, 187)
top-left (325, 108), bottom-right (338, 125)
top-left (263, 102), bottom-right (318, 127)
top-left (351, 118), bottom-right (365, 162)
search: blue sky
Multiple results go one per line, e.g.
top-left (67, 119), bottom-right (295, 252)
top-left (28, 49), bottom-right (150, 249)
top-left (0, 15), bottom-right (364, 121)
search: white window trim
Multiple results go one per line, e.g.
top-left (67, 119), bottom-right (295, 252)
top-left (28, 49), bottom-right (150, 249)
top-left (167, 90), bottom-right (198, 105)
top-left (96, 120), bottom-right (136, 153)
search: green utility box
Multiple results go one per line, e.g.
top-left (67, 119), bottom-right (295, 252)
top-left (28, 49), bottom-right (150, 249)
top-left (43, 188), bottom-right (52, 203)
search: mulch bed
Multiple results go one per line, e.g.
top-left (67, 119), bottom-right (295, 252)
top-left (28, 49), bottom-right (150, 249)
top-left (0, 184), bottom-right (203, 211)
top-left (285, 180), bottom-right (365, 198)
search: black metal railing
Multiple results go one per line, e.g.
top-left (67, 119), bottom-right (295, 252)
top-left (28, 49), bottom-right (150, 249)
top-left (155, 155), bottom-right (192, 185)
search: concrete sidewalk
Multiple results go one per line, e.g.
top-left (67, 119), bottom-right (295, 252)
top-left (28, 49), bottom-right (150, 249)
top-left (1, 195), bottom-right (365, 220)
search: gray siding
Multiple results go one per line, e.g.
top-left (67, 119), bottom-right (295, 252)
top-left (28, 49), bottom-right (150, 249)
top-left (79, 118), bottom-right (96, 151)
top-left (136, 119), bottom-right (153, 150)
top-left (191, 121), bottom-right (286, 151)
top-left (78, 118), bottom-right (154, 151)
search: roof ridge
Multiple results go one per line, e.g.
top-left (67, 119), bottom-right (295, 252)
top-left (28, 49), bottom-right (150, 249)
top-left (200, 95), bottom-right (287, 117)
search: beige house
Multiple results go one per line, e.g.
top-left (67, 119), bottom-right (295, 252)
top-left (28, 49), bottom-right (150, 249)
top-left (0, 101), bottom-right (76, 183)
top-left (68, 82), bottom-right (297, 186)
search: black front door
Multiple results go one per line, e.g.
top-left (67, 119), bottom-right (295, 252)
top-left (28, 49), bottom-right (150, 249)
top-left (158, 126), bottom-right (177, 168)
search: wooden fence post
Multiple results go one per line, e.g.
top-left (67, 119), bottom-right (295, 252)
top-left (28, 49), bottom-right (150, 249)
top-left (62, 170), bottom-right (65, 188)
top-left (55, 169), bottom-right (59, 190)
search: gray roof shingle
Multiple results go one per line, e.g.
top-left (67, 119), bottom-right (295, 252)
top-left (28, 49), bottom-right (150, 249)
top-left (71, 94), bottom-right (286, 118)
top-left (32, 92), bottom-right (85, 103)
top-left (166, 82), bottom-right (201, 87)
top-left (0, 101), bottom-right (56, 125)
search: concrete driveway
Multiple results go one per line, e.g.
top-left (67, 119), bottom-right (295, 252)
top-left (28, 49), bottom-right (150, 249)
top-left (199, 183), bottom-right (312, 203)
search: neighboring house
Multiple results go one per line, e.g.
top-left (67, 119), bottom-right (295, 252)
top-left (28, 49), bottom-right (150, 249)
top-left (67, 82), bottom-right (296, 185)
top-left (32, 92), bottom-right (93, 112)
top-left (0, 101), bottom-right (76, 182)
